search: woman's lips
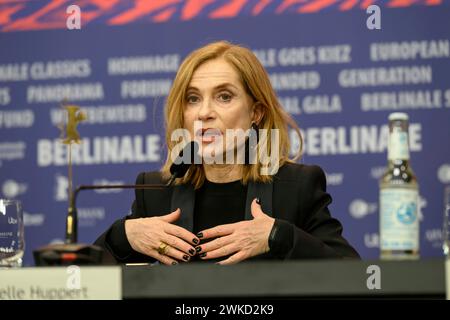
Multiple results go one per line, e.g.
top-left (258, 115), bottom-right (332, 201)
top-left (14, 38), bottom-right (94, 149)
top-left (196, 128), bottom-right (222, 143)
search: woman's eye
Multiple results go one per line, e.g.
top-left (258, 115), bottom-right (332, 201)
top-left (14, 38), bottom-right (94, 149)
top-left (186, 95), bottom-right (200, 104)
top-left (218, 93), bottom-right (232, 102)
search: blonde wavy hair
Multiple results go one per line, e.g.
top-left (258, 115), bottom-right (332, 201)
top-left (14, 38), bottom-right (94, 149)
top-left (161, 41), bottom-right (302, 188)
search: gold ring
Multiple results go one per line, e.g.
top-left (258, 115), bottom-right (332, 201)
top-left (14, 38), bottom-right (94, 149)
top-left (158, 242), bottom-right (169, 255)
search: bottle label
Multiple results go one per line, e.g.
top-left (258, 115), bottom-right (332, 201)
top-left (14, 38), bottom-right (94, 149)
top-left (388, 129), bottom-right (409, 160)
top-left (380, 188), bottom-right (419, 251)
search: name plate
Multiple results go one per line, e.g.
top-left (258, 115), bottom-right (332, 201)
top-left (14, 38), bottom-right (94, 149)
top-left (0, 266), bottom-right (121, 300)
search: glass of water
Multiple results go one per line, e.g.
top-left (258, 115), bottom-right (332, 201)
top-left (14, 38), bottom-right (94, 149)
top-left (443, 186), bottom-right (450, 257)
top-left (0, 199), bottom-right (24, 268)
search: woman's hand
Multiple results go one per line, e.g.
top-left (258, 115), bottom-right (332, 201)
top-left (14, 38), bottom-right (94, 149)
top-left (125, 209), bottom-right (200, 265)
top-left (196, 199), bottom-right (275, 265)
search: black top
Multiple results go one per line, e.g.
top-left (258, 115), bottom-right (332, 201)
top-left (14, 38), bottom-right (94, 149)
top-left (191, 179), bottom-right (247, 262)
top-left (193, 179), bottom-right (247, 235)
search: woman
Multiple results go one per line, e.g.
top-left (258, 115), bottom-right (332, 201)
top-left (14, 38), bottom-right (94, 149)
top-left (95, 41), bottom-right (360, 265)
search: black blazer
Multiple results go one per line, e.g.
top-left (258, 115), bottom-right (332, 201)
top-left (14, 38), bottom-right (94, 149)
top-left (94, 163), bottom-right (360, 263)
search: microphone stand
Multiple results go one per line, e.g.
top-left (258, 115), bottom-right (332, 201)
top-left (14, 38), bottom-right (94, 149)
top-left (34, 181), bottom-right (174, 266)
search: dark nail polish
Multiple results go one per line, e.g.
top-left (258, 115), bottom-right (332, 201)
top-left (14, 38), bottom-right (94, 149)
top-left (172, 261), bottom-right (178, 265)
top-left (195, 246), bottom-right (202, 253)
top-left (189, 249), bottom-right (195, 255)
top-left (183, 255), bottom-right (190, 261)
top-left (197, 232), bottom-right (203, 239)
top-left (200, 253), bottom-right (206, 258)
top-left (256, 198), bottom-right (261, 205)
top-left (193, 238), bottom-right (199, 245)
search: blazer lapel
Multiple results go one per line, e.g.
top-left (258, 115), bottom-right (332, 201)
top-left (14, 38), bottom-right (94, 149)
top-left (245, 180), bottom-right (273, 220)
top-left (170, 183), bottom-right (195, 232)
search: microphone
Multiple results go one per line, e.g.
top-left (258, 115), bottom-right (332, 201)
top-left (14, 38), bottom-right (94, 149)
top-left (167, 140), bottom-right (199, 185)
top-left (34, 141), bottom-right (197, 266)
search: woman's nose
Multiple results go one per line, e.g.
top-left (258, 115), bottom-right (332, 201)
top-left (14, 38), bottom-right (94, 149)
top-left (197, 98), bottom-right (215, 121)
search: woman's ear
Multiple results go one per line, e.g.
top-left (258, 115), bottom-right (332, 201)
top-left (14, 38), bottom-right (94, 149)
top-left (252, 102), bottom-right (265, 125)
